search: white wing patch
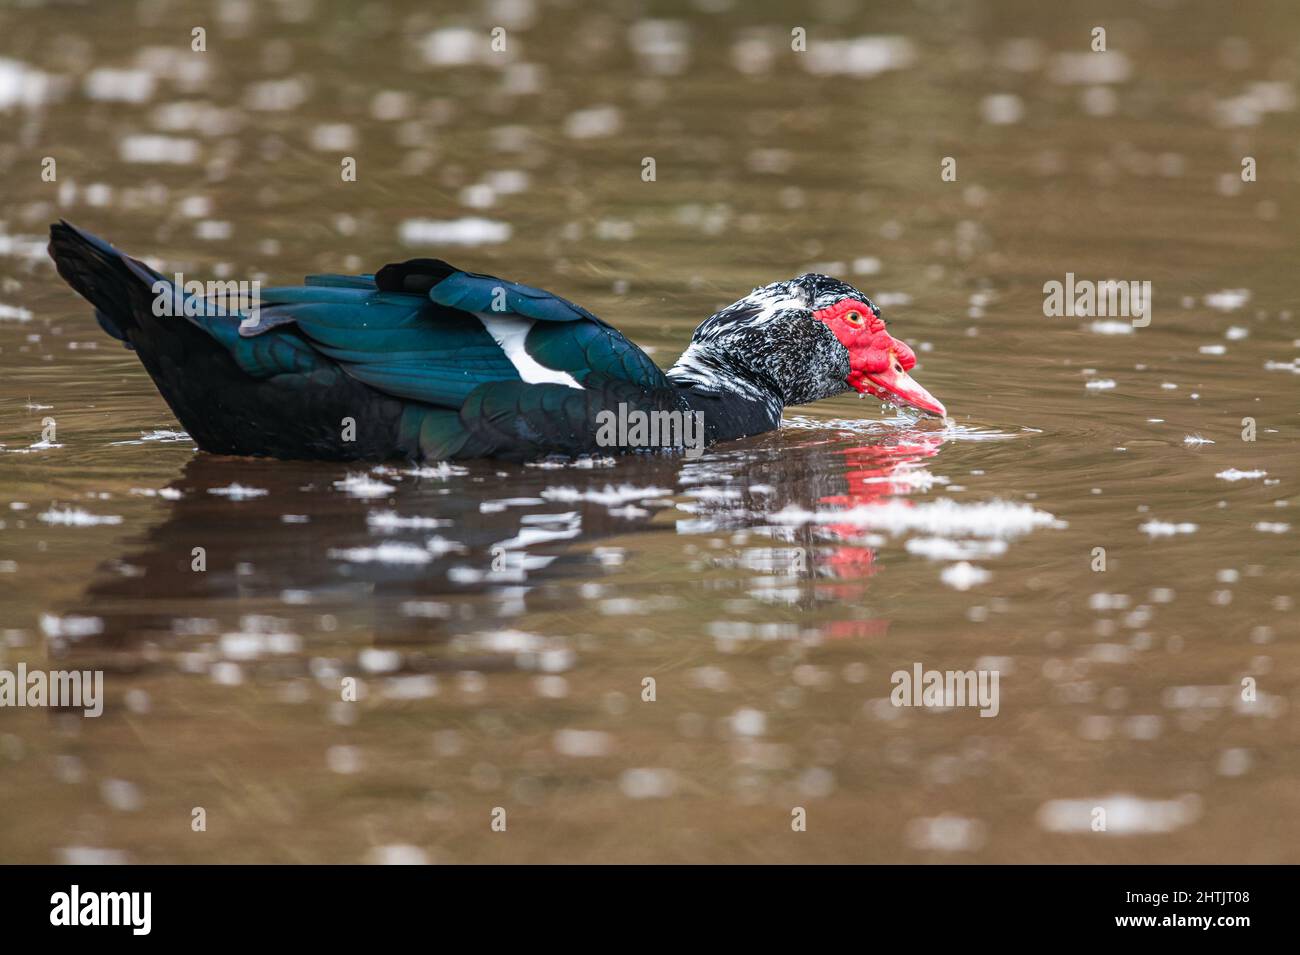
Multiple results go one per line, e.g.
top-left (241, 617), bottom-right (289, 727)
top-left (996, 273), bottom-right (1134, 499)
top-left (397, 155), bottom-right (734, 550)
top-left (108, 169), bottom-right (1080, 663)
top-left (475, 312), bottom-right (584, 390)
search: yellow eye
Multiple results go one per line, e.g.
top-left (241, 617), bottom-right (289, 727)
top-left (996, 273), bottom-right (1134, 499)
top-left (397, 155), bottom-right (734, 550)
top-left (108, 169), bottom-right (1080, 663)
top-left (846, 310), bottom-right (864, 325)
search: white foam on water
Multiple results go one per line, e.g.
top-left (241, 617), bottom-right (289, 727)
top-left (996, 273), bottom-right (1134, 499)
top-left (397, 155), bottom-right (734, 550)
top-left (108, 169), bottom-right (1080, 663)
top-left (1203, 289), bottom-right (1250, 311)
top-left (905, 815), bottom-right (987, 852)
top-left (906, 537), bottom-right (1008, 561)
top-left (219, 630), bottom-right (300, 660)
top-left (1216, 468), bottom-right (1266, 481)
top-left (399, 217), bottom-right (511, 246)
top-left (130, 487), bottom-right (183, 500)
top-left (1037, 794), bottom-right (1200, 834)
top-left (358, 648), bottom-right (401, 674)
top-left (939, 561), bottom-right (991, 590)
top-left (541, 485), bottom-right (673, 506)
top-left (328, 542), bottom-right (432, 565)
top-left (366, 510), bottom-right (449, 530)
top-left (768, 497), bottom-right (1063, 538)
top-left (685, 486), bottom-right (744, 501)
top-left (0, 303), bottom-right (33, 322)
top-left (609, 505), bottom-right (648, 519)
top-left (802, 36), bottom-right (916, 77)
top-left (782, 417), bottom-right (1025, 443)
top-left (858, 467), bottom-right (947, 491)
top-left (0, 58), bottom-right (54, 110)
top-left (244, 77), bottom-right (309, 112)
top-left (84, 67), bottom-right (154, 103)
top-left (981, 93), bottom-right (1025, 125)
top-left (628, 20), bottom-right (691, 76)
top-left (479, 497), bottom-right (545, 513)
top-left (553, 729), bottom-right (615, 758)
top-left (1139, 519), bottom-right (1198, 537)
top-left (119, 134), bottom-right (199, 164)
top-left (424, 536), bottom-right (466, 557)
top-left (54, 847), bottom-right (128, 865)
top-left (0, 232), bottom-right (47, 261)
top-left (368, 844), bottom-right (429, 865)
top-left (38, 507), bottom-right (123, 526)
top-left (208, 484), bottom-right (268, 500)
top-left (520, 511), bottom-right (579, 525)
top-left (619, 768), bottom-right (677, 799)
top-left (3, 440), bottom-right (63, 454)
top-left (564, 105), bottom-right (622, 139)
top-left (473, 630), bottom-right (529, 654)
top-left (525, 456), bottom-right (616, 469)
top-left (419, 28), bottom-right (492, 67)
top-left (39, 614), bottom-right (104, 638)
top-left (111, 429), bottom-right (192, 445)
top-left (333, 474), bottom-right (394, 499)
top-left (403, 462), bottom-right (469, 479)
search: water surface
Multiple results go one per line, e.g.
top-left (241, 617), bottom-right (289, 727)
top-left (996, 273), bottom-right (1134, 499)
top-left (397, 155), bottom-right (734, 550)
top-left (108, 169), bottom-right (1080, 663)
top-left (0, 0), bottom-right (1297, 862)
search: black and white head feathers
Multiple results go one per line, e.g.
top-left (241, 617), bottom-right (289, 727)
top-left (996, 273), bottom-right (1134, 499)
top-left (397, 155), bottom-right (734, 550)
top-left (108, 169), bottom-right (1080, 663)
top-left (669, 274), bottom-right (876, 408)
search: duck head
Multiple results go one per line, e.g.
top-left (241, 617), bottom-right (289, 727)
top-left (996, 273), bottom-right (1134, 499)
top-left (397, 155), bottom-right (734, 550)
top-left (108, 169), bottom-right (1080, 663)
top-left (670, 274), bottom-right (946, 418)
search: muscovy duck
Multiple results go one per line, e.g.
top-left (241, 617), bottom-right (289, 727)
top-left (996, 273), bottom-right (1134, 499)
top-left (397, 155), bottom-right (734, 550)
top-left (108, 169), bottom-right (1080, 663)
top-left (48, 221), bottom-right (945, 462)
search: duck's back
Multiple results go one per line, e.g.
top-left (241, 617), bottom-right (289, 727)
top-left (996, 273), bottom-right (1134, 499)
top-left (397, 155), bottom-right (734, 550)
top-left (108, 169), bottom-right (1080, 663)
top-left (49, 222), bottom-right (685, 462)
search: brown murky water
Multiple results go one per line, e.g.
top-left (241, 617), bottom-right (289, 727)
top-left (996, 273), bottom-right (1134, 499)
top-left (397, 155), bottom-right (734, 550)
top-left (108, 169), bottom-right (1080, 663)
top-left (1, 0), bottom-right (1297, 863)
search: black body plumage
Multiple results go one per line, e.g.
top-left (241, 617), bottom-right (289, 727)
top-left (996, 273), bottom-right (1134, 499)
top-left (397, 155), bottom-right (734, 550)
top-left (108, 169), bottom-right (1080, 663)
top-left (47, 223), bottom-right (863, 463)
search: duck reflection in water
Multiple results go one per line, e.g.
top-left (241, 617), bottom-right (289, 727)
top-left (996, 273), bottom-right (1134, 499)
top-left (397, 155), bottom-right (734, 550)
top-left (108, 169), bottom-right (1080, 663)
top-left (59, 425), bottom-right (945, 657)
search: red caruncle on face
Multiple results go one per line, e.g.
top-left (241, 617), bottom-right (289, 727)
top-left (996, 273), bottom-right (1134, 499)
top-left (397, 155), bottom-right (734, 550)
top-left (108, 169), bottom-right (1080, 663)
top-left (812, 297), bottom-right (945, 418)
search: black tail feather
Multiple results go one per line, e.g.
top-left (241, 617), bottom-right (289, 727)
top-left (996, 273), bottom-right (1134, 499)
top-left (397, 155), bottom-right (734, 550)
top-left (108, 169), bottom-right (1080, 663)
top-left (48, 221), bottom-right (162, 345)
